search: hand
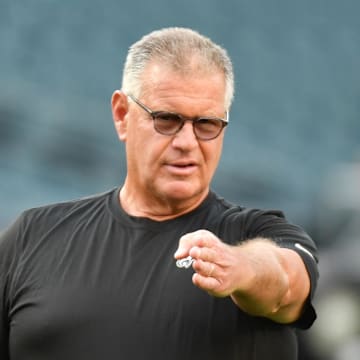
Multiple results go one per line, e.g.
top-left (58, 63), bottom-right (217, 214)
top-left (174, 229), bottom-right (246, 298)
top-left (175, 230), bottom-right (311, 323)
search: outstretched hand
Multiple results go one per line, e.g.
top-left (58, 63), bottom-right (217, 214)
top-left (174, 229), bottom-right (249, 298)
top-left (174, 229), bottom-right (311, 324)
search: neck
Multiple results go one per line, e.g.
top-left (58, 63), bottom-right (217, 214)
top-left (119, 183), bottom-right (209, 221)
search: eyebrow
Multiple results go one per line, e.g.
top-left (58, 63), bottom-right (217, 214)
top-left (128, 93), bottom-right (228, 122)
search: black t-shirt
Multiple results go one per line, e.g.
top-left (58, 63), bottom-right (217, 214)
top-left (0, 188), bottom-right (318, 360)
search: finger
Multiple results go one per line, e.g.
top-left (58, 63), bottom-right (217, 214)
top-left (192, 272), bottom-right (221, 295)
top-left (174, 236), bottom-right (191, 259)
top-left (174, 230), bottom-right (214, 259)
top-left (207, 263), bottom-right (215, 277)
top-left (189, 246), bottom-right (217, 263)
top-left (193, 259), bottom-right (216, 278)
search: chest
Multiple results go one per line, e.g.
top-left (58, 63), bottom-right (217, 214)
top-left (8, 223), bottom-right (241, 357)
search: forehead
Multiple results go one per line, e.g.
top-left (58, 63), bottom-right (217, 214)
top-left (140, 62), bottom-right (226, 113)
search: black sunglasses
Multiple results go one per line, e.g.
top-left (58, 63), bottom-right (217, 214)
top-left (127, 94), bottom-right (228, 141)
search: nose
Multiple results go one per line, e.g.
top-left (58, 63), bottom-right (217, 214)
top-left (171, 121), bottom-right (198, 150)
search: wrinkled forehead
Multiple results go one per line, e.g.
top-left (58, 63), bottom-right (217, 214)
top-left (139, 59), bottom-right (226, 97)
top-left (137, 63), bottom-right (227, 119)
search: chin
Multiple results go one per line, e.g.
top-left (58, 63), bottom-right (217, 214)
top-left (159, 182), bottom-right (206, 202)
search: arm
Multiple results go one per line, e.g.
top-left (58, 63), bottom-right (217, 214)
top-left (228, 238), bottom-right (310, 323)
top-left (174, 231), bottom-right (311, 324)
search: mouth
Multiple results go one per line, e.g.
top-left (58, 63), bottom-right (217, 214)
top-left (165, 161), bottom-right (198, 175)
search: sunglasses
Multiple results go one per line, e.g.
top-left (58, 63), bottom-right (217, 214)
top-left (127, 94), bottom-right (228, 141)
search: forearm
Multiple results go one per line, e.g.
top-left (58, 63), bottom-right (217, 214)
top-left (230, 238), bottom-right (310, 324)
top-left (174, 230), bottom-right (312, 324)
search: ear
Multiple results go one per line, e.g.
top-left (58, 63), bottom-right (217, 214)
top-left (111, 90), bottom-right (129, 142)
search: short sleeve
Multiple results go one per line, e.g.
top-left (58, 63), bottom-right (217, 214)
top-left (217, 207), bottom-right (319, 329)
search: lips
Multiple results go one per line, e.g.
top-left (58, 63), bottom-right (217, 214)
top-left (172, 162), bottom-right (196, 167)
top-left (164, 160), bottom-right (198, 175)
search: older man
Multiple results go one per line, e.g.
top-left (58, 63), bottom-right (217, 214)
top-left (0, 27), bottom-right (318, 359)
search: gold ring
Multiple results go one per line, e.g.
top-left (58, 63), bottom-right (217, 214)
top-left (207, 264), bottom-right (215, 277)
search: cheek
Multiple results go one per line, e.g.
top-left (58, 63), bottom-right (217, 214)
top-left (127, 132), bottom-right (166, 171)
top-left (126, 121), bottom-right (153, 155)
top-left (203, 142), bottom-right (223, 170)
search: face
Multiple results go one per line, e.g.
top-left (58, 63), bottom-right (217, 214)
top-left (112, 63), bottom-right (227, 210)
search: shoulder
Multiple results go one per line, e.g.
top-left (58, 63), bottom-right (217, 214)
top-left (211, 193), bottom-right (317, 258)
top-left (209, 192), bottom-right (287, 241)
top-left (22, 188), bottom-right (116, 225)
top-left (0, 188), bottom-right (118, 252)
top-left (208, 191), bottom-right (286, 222)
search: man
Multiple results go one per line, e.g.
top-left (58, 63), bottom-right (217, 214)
top-left (0, 27), bottom-right (318, 359)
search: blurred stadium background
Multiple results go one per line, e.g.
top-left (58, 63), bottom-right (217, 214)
top-left (1, 0), bottom-right (359, 358)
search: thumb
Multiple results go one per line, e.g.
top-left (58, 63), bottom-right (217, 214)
top-left (174, 246), bottom-right (188, 259)
top-left (174, 230), bottom-right (214, 259)
top-left (174, 233), bottom-right (195, 259)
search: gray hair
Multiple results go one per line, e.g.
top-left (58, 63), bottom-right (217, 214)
top-left (121, 27), bottom-right (234, 110)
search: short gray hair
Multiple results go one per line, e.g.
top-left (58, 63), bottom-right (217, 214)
top-left (121, 27), bottom-right (234, 110)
